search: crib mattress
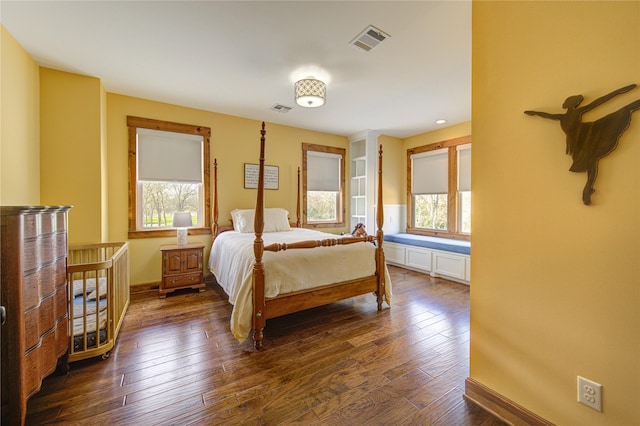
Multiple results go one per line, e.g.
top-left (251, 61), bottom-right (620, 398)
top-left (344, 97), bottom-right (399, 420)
top-left (71, 294), bottom-right (107, 351)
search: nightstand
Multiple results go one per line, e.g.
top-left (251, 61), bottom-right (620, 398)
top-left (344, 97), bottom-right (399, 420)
top-left (160, 243), bottom-right (205, 298)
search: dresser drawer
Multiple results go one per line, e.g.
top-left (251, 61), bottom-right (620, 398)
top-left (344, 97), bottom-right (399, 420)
top-left (163, 272), bottom-right (203, 289)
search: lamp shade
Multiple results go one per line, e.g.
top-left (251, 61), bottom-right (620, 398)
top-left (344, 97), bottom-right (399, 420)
top-left (172, 212), bottom-right (192, 228)
top-left (295, 78), bottom-right (326, 108)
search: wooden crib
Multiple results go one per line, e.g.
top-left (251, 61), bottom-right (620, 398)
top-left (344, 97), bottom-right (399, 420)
top-left (67, 242), bottom-right (130, 362)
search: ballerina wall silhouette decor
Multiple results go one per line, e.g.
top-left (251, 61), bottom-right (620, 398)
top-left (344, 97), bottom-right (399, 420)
top-left (525, 84), bottom-right (640, 205)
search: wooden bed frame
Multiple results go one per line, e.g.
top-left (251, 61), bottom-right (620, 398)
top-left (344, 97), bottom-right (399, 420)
top-left (212, 122), bottom-right (386, 349)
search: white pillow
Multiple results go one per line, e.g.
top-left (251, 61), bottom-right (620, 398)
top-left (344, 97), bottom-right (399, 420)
top-left (264, 208), bottom-right (291, 232)
top-left (231, 209), bottom-right (254, 233)
top-left (230, 208), bottom-right (290, 233)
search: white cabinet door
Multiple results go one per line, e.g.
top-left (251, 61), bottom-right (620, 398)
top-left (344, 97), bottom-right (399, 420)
top-left (433, 252), bottom-right (467, 281)
top-left (384, 242), bottom-right (406, 265)
top-left (406, 246), bottom-right (432, 272)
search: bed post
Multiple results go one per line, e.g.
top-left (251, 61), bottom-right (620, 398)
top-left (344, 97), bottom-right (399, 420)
top-left (252, 122), bottom-right (267, 349)
top-left (296, 166), bottom-right (301, 228)
top-left (376, 144), bottom-right (385, 311)
top-left (212, 158), bottom-right (218, 242)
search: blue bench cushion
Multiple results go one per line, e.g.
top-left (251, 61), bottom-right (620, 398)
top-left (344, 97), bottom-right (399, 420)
top-left (384, 233), bottom-right (471, 255)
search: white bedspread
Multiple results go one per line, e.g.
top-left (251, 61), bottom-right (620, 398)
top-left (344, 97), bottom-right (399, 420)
top-left (208, 228), bottom-right (391, 342)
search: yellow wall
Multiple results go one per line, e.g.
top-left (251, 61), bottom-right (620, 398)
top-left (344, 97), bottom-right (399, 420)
top-left (106, 93), bottom-right (350, 285)
top-left (0, 26), bottom-right (40, 205)
top-left (377, 134), bottom-right (404, 205)
top-left (40, 68), bottom-right (104, 244)
top-left (404, 121), bottom-right (471, 151)
top-left (100, 82), bottom-right (109, 240)
top-left (471, 2), bottom-right (639, 424)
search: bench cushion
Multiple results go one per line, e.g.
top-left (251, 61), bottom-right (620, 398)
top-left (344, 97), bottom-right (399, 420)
top-left (384, 233), bottom-right (471, 255)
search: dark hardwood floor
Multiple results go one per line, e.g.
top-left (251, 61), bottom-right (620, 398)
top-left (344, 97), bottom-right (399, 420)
top-left (26, 265), bottom-right (505, 425)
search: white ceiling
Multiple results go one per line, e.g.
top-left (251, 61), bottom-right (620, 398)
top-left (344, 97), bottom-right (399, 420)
top-left (1, 1), bottom-right (471, 139)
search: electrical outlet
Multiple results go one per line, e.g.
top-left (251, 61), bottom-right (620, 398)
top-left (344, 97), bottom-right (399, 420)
top-left (577, 376), bottom-right (602, 412)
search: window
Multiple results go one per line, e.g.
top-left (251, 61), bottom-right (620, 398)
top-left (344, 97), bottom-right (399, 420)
top-left (407, 135), bottom-right (471, 239)
top-left (127, 116), bottom-right (211, 238)
top-left (457, 143), bottom-right (472, 234)
top-left (411, 148), bottom-right (449, 231)
top-left (302, 143), bottom-right (345, 228)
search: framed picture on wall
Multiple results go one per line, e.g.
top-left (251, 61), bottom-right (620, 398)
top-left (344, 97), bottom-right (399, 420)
top-left (244, 163), bottom-right (279, 190)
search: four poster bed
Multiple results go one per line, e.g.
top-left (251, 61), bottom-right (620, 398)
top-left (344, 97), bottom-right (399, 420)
top-left (208, 122), bottom-right (390, 349)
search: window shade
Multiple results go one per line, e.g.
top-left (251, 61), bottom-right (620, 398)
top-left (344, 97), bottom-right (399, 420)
top-left (411, 149), bottom-right (448, 194)
top-left (457, 144), bottom-right (471, 192)
top-left (307, 151), bottom-right (341, 191)
top-left (137, 128), bottom-right (203, 183)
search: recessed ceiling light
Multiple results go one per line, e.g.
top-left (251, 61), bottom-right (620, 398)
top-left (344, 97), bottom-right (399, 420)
top-left (436, 119), bottom-right (447, 125)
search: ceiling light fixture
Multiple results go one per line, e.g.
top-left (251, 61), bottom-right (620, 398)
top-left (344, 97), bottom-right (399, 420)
top-left (294, 78), bottom-right (326, 108)
top-left (436, 119), bottom-right (447, 124)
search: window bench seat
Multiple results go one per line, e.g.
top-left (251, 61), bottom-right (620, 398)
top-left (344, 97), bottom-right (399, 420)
top-left (383, 234), bottom-right (470, 284)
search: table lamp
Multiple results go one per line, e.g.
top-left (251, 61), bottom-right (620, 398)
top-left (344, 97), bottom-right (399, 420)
top-left (172, 212), bottom-right (192, 245)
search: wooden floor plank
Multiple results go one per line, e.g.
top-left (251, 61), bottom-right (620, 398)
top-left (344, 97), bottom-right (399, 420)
top-left (25, 265), bottom-right (506, 425)
top-left (311, 371), bottom-right (391, 420)
top-left (313, 385), bottom-right (419, 425)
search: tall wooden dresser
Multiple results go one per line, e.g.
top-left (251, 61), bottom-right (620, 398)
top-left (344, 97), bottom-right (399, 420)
top-left (1, 206), bottom-right (72, 425)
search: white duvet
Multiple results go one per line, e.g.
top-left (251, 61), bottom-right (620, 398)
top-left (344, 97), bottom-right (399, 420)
top-left (208, 228), bottom-right (391, 342)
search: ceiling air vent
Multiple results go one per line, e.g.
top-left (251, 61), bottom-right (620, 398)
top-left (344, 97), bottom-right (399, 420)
top-left (349, 25), bottom-right (390, 52)
top-left (271, 104), bottom-right (292, 113)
